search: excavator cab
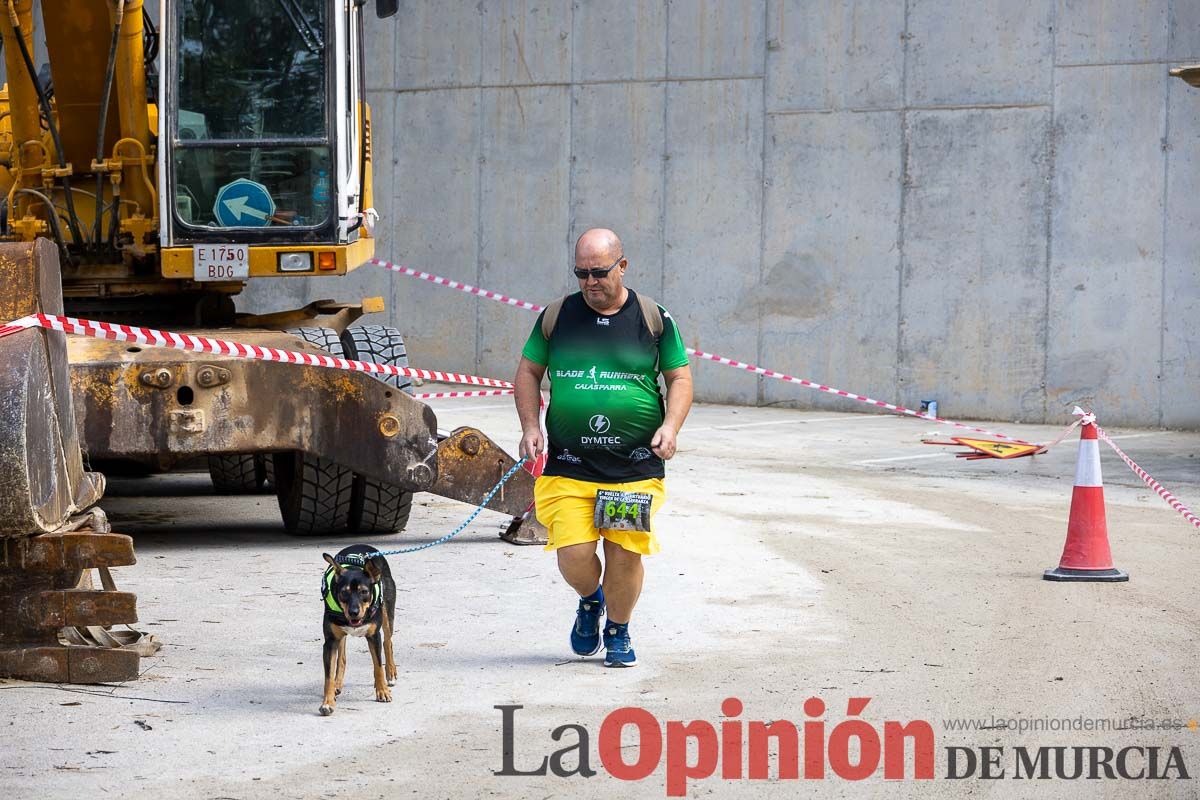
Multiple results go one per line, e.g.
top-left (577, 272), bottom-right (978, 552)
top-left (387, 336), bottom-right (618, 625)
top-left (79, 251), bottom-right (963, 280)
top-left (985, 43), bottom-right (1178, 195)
top-left (160, 0), bottom-right (374, 279)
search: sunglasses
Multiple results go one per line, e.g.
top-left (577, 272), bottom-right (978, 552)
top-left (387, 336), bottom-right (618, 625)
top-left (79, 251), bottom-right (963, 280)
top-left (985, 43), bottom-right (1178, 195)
top-left (573, 255), bottom-right (624, 280)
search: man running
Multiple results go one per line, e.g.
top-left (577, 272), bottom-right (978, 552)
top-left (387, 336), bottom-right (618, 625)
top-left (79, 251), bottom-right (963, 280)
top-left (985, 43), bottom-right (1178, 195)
top-left (514, 227), bottom-right (693, 667)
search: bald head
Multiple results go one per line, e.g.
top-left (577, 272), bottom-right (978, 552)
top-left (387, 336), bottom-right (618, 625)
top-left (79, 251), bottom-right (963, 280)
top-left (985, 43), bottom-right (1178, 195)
top-left (573, 228), bottom-right (628, 313)
top-left (575, 228), bottom-right (623, 264)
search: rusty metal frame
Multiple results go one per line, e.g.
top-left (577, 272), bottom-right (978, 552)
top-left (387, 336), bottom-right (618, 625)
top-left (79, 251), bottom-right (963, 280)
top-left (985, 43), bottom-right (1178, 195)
top-left (68, 329), bottom-right (439, 490)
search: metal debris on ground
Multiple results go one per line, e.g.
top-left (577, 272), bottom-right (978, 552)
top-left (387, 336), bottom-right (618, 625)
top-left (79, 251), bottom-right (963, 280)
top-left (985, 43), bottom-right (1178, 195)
top-left (922, 437), bottom-right (1044, 460)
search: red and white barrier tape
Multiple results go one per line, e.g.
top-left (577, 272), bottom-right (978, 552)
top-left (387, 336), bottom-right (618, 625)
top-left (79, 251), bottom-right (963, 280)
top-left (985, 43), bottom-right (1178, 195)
top-left (369, 257), bottom-right (1036, 446)
top-left (1040, 409), bottom-right (1092, 452)
top-left (0, 313), bottom-right (514, 389)
top-left (1094, 423), bottom-right (1200, 531)
top-left (685, 347), bottom-right (1037, 445)
top-left (413, 389), bottom-right (514, 400)
top-left (0, 321), bottom-right (26, 339)
top-left (371, 258), bottom-right (544, 312)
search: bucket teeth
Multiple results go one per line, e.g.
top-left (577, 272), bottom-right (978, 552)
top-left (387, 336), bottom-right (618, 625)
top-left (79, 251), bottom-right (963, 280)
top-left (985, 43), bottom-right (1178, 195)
top-left (2, 532), bottom-right (136, 572)
top-left (0, 645), bottom-right (139, 684)
top-left (20, 589), bottom-right (138, 629)
top-left (1, 529), bottom-right (142, 684)
top-left (500, 514), bottom-right (548, 546)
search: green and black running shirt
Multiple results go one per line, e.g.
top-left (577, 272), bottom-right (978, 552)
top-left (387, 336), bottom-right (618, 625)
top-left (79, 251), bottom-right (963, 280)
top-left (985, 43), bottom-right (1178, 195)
top-left (522, 289), bottom-right (689, 483)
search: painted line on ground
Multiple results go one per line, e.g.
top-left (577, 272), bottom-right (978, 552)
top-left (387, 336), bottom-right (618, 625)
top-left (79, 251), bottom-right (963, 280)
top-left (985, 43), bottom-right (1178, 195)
top-left (1106, 432), bottom-right (1171, 442)
top-left (687, 414), bottom-right (889, 433)
top-left (854, 452), bottom-right (954, 465)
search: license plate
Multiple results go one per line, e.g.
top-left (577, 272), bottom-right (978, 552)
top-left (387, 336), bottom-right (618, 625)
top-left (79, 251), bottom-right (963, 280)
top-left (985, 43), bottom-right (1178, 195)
top-left (193, 244), bottom-right (249, 281)
top-left (593, 490), bottom-right (653, 532)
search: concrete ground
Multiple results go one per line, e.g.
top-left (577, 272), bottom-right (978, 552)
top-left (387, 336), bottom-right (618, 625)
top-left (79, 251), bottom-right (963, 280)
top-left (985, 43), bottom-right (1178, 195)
top-left (2, 400), bottom-right (1198, 799)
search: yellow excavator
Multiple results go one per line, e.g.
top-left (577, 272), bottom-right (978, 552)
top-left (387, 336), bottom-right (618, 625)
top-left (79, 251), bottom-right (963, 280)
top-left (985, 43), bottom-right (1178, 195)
top-left (0, 0), bottom-right (542, 683)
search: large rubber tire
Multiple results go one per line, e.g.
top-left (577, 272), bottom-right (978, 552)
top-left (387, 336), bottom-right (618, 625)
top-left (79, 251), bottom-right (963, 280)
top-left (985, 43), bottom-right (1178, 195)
top-left (275, 327), bottom-right (356, 536)
top-left (350, 477), bottom-right (414, 535)
top-left (341, 325), bottom-right (414, 393)
top-left (340, 324), bottom-right (415, 535)
top-left (273, 451), bottom-right (356, 536)
top-left (207, 453), bottom-right (269, 493)
top-left (287, 325), bottom-right (343, 357)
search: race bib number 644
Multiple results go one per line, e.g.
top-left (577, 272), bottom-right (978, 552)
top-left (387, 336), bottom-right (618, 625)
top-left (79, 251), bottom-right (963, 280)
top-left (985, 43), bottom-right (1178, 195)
top-left (593, 490), bottom-right (653, 532)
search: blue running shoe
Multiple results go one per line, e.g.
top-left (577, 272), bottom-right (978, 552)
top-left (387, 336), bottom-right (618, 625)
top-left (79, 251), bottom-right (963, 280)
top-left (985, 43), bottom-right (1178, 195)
top-left (603, 622), bottom-right (637, 668)
top-left (570, 590), bottom-right (605, 656)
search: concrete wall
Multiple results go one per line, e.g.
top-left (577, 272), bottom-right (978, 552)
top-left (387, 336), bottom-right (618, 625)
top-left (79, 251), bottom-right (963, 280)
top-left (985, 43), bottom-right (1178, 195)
top-left (241, 0), bottom-right (1200, 428)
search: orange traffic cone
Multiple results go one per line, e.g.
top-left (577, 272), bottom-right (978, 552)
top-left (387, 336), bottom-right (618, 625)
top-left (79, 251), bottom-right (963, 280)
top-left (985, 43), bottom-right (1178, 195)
top-left (1044, 420), bottom-right (1128, 581)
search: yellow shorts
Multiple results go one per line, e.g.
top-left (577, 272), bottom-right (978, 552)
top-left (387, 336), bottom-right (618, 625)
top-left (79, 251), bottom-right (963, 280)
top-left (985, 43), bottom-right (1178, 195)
top-left (534, 475), bottom-right (666, 556)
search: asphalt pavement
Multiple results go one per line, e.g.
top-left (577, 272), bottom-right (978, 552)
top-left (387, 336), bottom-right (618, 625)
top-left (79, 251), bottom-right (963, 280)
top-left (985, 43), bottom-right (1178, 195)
top-left (2, 400), bottom-right (1197, 799)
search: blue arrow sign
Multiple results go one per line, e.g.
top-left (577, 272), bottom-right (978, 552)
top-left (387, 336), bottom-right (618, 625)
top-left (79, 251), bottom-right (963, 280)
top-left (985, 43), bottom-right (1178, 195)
top-left (213, 178), bottom-right (275, 227)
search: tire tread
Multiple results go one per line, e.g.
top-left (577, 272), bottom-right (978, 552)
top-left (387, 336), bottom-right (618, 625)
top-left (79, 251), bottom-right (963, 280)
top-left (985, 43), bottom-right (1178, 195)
top-left (342, 325), bottom-right (413, 393)
top-left (208, 453), bottom-right (264, 493)
top-left (275, 327), bottom-right (356, 536)
top-left (341, 324), bottom-right (415, 534)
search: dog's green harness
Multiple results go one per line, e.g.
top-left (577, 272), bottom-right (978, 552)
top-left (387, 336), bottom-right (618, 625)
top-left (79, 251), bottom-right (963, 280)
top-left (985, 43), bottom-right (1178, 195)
top-left (321, 563), bottom-right (382, 619)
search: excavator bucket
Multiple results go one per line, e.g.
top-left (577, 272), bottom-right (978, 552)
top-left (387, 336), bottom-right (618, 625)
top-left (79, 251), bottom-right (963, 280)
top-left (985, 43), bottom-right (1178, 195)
top-left (0, 240), bottom-right (104, 536)
top-left (0, 241), bottom-right (143, 683)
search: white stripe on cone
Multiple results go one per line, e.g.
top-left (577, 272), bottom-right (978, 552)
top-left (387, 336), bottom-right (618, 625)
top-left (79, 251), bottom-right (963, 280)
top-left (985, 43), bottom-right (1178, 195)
top-left (1073, 439), bottom-right (1103, 488)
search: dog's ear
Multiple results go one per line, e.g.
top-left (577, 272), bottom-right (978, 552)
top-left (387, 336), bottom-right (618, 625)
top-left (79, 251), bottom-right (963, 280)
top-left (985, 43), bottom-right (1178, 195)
top-left (323, 553), bottom-right (345, 574)
top-left (364, 556), bottom-right (383, 583)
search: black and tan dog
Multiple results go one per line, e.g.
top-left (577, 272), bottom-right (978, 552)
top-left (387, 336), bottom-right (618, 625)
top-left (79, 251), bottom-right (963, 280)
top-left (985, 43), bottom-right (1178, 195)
top-left (319, 544), bottom-right (397, 716)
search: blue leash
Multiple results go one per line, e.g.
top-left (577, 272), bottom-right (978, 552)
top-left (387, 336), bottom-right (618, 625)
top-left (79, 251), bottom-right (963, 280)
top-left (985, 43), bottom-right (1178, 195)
top-left (338, 457), bottom-right (529, 560)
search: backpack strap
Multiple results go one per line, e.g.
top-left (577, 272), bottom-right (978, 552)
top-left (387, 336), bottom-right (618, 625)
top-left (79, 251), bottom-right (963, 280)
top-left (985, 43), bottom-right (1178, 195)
top-left (541, 296), bottom-right (566, 340)
top-left (541, 291), bottom-right (664, 340)
top-left (635, 292), bottom-right (664, 339)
